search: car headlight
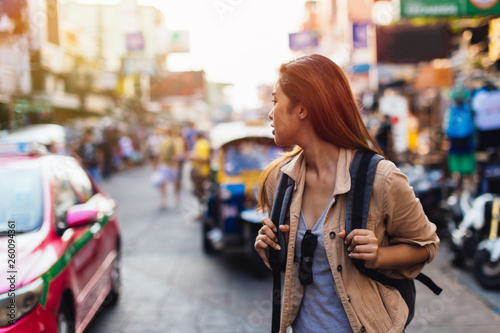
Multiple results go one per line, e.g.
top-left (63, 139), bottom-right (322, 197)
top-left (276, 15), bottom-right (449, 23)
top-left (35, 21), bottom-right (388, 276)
top-left (0, 278), bottom-right (44, 327)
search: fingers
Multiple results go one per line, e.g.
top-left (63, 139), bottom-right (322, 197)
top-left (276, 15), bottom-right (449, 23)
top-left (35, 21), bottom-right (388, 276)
top-left (279, 224), bottom-right (290, 234)
top-left (347, 244), bottom-right (378, 260)
top-left (342, 229), bottom-right (379, 262)
top-left (253, 238), bottom-right (270, 265)
top-left (254, 217), bottom-right (291, 259)
top-left (255, 218), bottom-right (280, 252)
top-left (343, 229), bottom-right (375, 248)
top-left (261, 217), bottom-right (277, 233)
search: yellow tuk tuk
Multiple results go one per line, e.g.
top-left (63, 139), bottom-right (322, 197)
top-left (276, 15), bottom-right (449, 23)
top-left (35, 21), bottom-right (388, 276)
top-left (202, 121), bottom-right (285, 275)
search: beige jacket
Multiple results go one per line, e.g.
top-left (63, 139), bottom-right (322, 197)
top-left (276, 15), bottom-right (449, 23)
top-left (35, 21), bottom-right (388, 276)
top-left (263, 148), bottom-right (440, 333)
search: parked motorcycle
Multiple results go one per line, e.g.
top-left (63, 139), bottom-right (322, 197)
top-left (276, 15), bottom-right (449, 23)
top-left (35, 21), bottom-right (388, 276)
top-left (450, 193), bottom-right (500, 288)
top-left (440, 184), bottom-right (473, 236)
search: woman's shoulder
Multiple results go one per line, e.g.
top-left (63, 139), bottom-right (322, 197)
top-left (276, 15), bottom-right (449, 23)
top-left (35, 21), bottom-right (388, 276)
top-left (375, 158), bottom-right (399, 178)
top-left (373, 158), bottom-right (412, 194)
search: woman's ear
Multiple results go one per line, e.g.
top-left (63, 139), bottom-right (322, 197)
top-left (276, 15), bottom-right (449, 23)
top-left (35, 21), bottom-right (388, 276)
top-left (298, 106), bottom-right (308, 120)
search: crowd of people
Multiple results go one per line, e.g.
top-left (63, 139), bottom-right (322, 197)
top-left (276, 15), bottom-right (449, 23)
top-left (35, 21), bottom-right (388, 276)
top-left (70, 121), bottom-right (211, 210)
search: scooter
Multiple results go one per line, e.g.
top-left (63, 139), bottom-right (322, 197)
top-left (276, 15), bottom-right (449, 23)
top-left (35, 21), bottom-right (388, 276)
top-left (440, 184), bottom-right (473, 236)
top-left (450, 193), bottom-right (500, 288)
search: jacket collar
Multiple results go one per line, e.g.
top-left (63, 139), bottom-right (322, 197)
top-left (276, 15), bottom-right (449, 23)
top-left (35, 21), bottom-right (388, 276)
top-left (280, 147), bottom-right (354, 196)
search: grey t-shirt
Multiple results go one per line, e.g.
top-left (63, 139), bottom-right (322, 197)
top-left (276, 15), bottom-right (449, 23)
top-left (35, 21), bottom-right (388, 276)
top-left (292, 208), bottom-right (353, 333)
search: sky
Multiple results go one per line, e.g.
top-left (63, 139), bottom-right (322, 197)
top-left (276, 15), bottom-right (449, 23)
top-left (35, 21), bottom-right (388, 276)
top-left (79, 0), bottom-right (308, 109)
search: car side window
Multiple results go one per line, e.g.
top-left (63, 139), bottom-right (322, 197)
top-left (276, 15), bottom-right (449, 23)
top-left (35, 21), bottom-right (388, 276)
top-left (53, 175), bottom-right (79, 226)
top-left (65, 158), bottom-right (95, 202)
top-left (50, 157), bottom-right (80, 228)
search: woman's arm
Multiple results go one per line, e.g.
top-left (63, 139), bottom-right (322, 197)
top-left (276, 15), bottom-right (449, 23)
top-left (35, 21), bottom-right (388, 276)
top-left (373, 243), bottom-right (428, 270)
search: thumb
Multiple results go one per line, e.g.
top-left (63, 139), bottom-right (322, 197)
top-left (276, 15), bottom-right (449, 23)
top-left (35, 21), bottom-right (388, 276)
top-left (338, 230), bottom-right (346, 239)
top-left (279, 224), bottom-right (290, 234)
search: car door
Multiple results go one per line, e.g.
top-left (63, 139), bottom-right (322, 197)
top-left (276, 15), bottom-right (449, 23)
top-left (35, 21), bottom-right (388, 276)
top-left (51, 157), bottom-right (101, 323)
top-left (64, 158), bottom-right (116, 307)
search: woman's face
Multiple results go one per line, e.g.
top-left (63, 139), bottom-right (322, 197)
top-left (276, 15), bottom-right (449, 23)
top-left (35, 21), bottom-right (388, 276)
top-left (268, 83), bottom-right (301, 147)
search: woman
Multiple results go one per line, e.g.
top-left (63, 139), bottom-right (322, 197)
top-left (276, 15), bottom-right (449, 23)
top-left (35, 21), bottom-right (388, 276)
top-left (254, 55), bottom-right (439, 333)
top-left (157, 127), bottom-right (184, 209)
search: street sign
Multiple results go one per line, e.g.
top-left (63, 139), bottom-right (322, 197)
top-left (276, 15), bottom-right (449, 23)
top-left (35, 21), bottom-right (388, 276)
top-left (289, 31), bottom-right (319, 51)
top-left (126, 32), bottom-right (145, 51)
top-left (401, 0), bottom-right (500, 17)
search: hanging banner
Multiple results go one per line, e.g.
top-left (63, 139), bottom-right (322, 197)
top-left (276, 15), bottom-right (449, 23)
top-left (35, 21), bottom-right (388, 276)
top-left (126, 32), bottom-right (145, 51)
top-left (289, 31), bottom-right (319, 51)
top-left (401, 0), bottom-right (500, 17)
top-left (353, 23), bottom-right (369, 49)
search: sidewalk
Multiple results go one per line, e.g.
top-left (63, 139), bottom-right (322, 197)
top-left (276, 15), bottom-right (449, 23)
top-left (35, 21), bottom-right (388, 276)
top-left (407, 241), bottom-right (500, 333)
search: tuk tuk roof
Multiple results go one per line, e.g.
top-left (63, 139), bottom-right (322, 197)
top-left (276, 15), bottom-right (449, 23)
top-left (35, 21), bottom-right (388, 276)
top-left (209, 121), bottom-right (274, 150)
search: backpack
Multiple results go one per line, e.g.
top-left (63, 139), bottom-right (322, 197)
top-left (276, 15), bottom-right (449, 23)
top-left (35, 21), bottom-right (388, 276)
top-left (446, 102), bottom-right (474, 139)
top-left (267, 150), bottom-right (442, 333)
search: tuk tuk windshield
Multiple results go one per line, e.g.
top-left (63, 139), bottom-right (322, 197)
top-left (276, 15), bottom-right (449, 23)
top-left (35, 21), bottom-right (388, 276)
top-left (224, 140), bottom-right (284, 176)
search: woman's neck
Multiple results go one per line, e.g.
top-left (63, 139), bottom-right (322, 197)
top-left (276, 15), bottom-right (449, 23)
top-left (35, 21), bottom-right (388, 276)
top-left (301, 138), bottom-right (340, 179)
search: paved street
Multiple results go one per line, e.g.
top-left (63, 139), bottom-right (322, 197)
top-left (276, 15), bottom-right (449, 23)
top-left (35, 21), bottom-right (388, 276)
top-left (85, 164), bottom-right (272, 333)
top-left (86, 165), bottom-right (500, 333)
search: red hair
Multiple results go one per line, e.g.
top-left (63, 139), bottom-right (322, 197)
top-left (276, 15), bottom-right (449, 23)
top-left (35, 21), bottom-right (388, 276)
top-left (258, 54), bottom-right (383, 211)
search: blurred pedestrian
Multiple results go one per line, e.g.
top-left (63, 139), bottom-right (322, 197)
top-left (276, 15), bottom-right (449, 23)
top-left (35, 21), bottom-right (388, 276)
top-left (101, 128), bottom-right (114, 179)
top-left (146, 127), bottom-right (163, 169)
top-left (76, 128), bottom-right (103, 185)
top-left (118, 131), bottom-right (136, 169)
top-left (375, 113), bottom-right (393, 157)
top-left (171, 126), bottom-right (187, 205)
top-left (182, 121), bottom-right (197, 152)
top-left (156, 127), bottom-right (185, 209)
top-left (190, 131), bottom-right (210, 202)
top-left (254, 54), bottom-right (439, 333)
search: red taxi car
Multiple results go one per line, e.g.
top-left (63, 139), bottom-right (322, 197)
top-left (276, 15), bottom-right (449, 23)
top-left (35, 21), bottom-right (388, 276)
top-left (0, 141), bottom-right (121, 333)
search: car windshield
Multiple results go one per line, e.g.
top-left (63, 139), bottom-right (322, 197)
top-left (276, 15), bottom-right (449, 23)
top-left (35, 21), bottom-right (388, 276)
top-left (0, 169), bottom-right (43, 234)
top-left (224, 140), bottom-right (284, 176)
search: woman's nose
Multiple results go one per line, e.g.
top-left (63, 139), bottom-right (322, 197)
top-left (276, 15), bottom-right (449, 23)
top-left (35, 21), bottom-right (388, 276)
top-left (268, 109), bottom-right (273, 120)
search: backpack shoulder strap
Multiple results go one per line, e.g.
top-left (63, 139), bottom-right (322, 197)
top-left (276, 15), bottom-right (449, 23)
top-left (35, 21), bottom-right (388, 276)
top-left (267, 171), bottom-right (295, 271)
top-left (267, 170), bottom-right (295, 333)
top-left (345, 150), bottom-right (383, 234)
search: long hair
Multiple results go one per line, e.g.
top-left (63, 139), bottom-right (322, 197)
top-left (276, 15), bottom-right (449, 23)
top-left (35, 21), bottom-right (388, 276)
top-left (258, 54), bottom-right (383, 211)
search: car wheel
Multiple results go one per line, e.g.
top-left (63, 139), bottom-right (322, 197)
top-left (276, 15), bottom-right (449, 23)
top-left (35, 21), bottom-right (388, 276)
top-left (57, 300), bottom-right (74, 333)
